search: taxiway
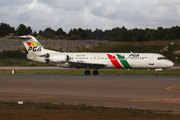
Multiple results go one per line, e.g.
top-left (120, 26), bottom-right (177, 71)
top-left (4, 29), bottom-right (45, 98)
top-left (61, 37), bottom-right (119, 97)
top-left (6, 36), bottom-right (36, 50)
top-left (0, 66), bottom-right (179, 70)
top-left (0, 74), bottom-right (180, 112)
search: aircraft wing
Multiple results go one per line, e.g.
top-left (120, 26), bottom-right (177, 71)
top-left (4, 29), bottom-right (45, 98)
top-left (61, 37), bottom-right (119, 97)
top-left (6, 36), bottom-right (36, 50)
top-left (66, 61), bottom-right (107, 69)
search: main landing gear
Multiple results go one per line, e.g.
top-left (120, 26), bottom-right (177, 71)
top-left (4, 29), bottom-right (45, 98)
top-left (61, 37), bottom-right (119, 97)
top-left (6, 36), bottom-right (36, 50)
top-left (85, 70), bottom-right (90, 75)
top-left (85, 70), bottom-right (99, 75)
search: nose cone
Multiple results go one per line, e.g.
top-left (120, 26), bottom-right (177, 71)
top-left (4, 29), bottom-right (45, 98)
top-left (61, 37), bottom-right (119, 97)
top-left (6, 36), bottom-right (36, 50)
top-left (169, 61), bottom-right (174, 67)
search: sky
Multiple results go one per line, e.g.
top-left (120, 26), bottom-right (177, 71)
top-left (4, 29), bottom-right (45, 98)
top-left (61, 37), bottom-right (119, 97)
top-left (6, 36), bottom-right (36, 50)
top-left (0, 0), bottom-right (180, 33)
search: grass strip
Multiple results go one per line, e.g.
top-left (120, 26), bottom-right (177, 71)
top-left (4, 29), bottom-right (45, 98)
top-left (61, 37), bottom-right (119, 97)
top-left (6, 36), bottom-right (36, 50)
top-left (0, 101), bottom-right (180, 120)
top-left (0, 69), bottom-right (180, 76)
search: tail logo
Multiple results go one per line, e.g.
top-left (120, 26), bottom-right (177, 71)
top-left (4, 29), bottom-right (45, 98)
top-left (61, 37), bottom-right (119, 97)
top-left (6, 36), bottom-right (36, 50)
top-left (26, 42), bottom-right (41, 52)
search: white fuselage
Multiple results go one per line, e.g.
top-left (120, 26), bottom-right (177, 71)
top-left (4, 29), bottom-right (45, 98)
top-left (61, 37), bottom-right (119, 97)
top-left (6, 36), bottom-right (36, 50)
top-left (66, 53), bottom-right (173, 69)
top-left (30, 51), bottom-right (174, 69)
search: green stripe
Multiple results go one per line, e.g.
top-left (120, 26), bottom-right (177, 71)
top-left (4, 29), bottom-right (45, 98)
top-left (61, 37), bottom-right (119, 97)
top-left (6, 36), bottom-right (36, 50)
top-left (36, 42), bottom-right (41, 46)
top-left (116, 54), bottom-right (132, 69)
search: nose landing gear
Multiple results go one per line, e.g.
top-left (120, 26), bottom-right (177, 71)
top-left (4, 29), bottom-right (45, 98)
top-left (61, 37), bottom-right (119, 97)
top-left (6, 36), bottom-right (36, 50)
top-left (154, 73), bottom-right (158, 76)
top-left (154, 68), bottom-right (163, 76)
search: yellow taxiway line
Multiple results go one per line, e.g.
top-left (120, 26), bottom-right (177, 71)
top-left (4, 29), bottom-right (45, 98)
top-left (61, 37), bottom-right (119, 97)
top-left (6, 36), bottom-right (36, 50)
top-left (165, 85), bottom-right (180, 92)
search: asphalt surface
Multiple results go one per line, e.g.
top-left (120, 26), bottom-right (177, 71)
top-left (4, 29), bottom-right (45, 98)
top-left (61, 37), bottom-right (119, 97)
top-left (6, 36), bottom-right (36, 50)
top-left (0, 67), bottom-right (71, 70)
top-left (0, 74), bottom-right (180, 112)
top-left (0, 66), bottom-right (180, 70)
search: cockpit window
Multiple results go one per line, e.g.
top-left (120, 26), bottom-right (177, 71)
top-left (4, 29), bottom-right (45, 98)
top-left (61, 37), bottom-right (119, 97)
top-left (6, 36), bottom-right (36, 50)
top-left (157, 57), bottom-right (167, 60)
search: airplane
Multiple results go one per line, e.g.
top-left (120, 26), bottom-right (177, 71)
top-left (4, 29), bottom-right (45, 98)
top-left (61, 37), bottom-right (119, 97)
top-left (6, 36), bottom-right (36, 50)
top-left (17, 35), bottom-right (174, 76)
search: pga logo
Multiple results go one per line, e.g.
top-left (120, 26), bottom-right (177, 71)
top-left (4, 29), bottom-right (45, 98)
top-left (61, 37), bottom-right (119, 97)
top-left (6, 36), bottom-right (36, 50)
top-left (26, 42), bottom-right (41, 52)
top-left (28, 46), bottom-right (41, 52)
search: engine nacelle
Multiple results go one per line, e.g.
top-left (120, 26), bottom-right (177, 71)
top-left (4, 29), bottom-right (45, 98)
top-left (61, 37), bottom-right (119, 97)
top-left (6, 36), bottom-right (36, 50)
top-left (46, 54), bottom-right (69, 63)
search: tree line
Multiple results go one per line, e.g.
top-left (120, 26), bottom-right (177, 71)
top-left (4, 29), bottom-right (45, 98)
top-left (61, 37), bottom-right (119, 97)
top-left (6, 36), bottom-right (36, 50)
top-left (0, 22), bottom-right (180, 42)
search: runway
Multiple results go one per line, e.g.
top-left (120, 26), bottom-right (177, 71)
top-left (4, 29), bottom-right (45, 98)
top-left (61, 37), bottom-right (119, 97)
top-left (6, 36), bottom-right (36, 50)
top-left (0, 66), bottom-right (179, 70)
top-left (0, 74), bottom-right (180, 112)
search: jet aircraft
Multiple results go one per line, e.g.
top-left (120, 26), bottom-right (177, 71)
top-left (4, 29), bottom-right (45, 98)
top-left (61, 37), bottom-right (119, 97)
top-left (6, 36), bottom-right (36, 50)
top-left (18, 35), bottom-right (174, 76)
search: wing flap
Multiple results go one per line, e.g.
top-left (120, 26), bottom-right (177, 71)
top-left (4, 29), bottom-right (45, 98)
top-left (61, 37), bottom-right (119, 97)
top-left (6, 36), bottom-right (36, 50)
top-left (67, 61), bottom-right (107, 69)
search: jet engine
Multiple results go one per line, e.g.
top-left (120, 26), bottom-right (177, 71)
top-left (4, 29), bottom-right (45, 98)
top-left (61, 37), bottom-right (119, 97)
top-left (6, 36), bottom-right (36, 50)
top-left (43, 53), bottom-right (69, 64)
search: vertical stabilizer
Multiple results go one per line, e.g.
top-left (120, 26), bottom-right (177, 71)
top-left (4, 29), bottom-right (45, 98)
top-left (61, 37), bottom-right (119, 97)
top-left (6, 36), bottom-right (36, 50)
top-left (20, 35), bottom-right (45, 55)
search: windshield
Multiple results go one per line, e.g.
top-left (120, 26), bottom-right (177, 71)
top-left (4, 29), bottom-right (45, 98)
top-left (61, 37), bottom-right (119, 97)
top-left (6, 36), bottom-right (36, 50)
top-left (157, 57), bottom-right (167, 60)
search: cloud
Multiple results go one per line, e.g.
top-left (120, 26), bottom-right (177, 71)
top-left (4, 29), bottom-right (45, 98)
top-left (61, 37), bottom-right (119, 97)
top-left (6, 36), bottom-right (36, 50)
top-left (0, 0), bottom-right (180, 32)
top-left (39, 0), bottom-right (86, 11)
top-left (156, 0), bottom-right (180, 6)
top-left (116, 0), bottom-right (122, 4)
top-left (91, 0), bottom-right (180, 28)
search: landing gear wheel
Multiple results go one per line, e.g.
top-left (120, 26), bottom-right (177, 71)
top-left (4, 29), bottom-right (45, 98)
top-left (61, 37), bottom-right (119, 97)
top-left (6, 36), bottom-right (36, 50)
top-left (85, 70), bottom-right (90, 75)
top-left (154, 73), bottom-right (158, 76)
top-left (93, 70), bottom-right (99, 75)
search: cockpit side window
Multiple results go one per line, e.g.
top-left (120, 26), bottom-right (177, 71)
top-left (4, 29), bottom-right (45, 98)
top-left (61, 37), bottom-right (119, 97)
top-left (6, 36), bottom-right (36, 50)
top-left (157, 57), bottom-right (167, 60)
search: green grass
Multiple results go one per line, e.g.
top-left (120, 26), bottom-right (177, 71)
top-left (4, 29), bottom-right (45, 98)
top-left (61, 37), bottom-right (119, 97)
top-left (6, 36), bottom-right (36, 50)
top-left (0, 69), bottom-right (180, 76)
top-left (0, 101), bottom-right (180, 120)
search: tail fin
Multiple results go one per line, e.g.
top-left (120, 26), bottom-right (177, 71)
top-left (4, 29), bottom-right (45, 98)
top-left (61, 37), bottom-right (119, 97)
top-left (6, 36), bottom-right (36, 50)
top-left (20, 35), bottom-right (46, 55)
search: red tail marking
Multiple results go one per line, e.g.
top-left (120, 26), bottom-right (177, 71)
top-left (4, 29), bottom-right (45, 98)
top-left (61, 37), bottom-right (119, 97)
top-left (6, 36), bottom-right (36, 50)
top-left (26, 42), bottom-right (31, 46)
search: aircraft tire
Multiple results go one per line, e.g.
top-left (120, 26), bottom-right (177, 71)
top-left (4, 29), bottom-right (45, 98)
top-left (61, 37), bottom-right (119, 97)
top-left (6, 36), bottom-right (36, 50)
top-left (154, 73), bottom-right (158, 76)
top-left (85, 70), bottom-right (90, 75)
top-left (93, 70), bottom-right (99, 75)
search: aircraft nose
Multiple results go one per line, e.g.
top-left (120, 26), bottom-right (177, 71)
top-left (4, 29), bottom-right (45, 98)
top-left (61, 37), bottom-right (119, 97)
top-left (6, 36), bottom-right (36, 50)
top-left (169, 61), bottom-right (174, 67)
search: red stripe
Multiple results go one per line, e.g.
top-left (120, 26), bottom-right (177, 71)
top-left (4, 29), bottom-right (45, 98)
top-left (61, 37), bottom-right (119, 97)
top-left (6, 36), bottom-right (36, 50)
top-left (107, 54), bottom-right (123, 68)
top-left (26, 42), bottom-right (31, 46)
